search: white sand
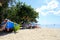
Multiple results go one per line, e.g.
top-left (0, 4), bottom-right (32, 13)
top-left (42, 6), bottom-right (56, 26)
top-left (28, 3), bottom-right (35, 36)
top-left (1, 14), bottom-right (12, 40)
top-left (0, 28), bottom-right (60, 40)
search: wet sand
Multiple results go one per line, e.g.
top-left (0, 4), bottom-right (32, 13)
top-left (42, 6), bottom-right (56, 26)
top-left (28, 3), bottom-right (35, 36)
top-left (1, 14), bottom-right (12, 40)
top-left (0, 28), bottom-right (60, 40)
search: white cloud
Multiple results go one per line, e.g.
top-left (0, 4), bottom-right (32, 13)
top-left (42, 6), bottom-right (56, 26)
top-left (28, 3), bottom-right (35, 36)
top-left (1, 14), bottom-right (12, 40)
top-left (57, 10), bottom-right (60, 14)
top-left (54, 10), bottom-right (60, 15)
top-left (47, 0), bottom-right (58, 9)
top-left (35, 0), bottom-right (60, 16)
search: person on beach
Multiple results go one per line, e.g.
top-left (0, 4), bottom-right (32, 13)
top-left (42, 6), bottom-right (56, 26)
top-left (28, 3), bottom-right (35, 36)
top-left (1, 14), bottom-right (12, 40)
top-left (6, 20), bottom-right (14, 32)
top-left (0, 19), bottom-right (14, 32)
top-left (0, 19), bottom-right (8, 31)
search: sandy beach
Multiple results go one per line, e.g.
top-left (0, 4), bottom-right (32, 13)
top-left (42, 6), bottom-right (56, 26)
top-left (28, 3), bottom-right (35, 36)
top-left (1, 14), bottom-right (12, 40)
top-left (0, 28), bottom-right (60, 40)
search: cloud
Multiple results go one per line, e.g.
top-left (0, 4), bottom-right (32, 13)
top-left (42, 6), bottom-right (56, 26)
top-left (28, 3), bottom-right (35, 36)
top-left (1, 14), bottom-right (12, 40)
top-left (47, 0), bottom-right (58, 9)
top-left (35, 0), bottom-right (60, 16)
top-left (54, 10), bottom-right (60, 16)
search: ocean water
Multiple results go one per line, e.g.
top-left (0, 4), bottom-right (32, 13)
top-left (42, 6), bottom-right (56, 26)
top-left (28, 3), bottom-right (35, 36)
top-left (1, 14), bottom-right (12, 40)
top-left (40, 24), bottom-right (60, 29)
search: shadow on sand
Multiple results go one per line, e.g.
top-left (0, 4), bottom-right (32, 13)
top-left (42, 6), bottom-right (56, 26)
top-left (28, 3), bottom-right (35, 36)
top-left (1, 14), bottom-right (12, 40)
top-left (0, 31), bottom-right (14, 36)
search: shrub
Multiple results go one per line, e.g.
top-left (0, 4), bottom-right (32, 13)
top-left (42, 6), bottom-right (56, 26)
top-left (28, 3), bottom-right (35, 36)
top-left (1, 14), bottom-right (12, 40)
top-left (14, 23), bottom-right (21, 32)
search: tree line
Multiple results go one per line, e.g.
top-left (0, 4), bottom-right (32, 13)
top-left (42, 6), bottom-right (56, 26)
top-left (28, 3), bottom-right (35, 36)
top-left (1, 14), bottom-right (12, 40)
top-left (0, 0), bottom-right (39, 24)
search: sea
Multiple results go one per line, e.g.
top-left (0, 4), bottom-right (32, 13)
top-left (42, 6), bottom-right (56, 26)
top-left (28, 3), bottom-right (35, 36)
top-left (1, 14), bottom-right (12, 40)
top-left (39, 24), bottom-right (60, 29)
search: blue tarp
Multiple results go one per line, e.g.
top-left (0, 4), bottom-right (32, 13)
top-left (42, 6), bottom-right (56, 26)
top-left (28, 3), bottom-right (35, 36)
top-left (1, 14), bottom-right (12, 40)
top-left (6, 21), bottom-right (14, 29)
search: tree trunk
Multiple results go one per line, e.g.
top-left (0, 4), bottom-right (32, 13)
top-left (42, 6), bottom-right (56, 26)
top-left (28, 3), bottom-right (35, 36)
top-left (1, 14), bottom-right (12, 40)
top-left (0, 6), bottom-right (2, 24)
top-left (0, 6), bottom-right (4, 24)
top-left (0, 13), bottom-right (4, 24)
top-left (0, 15), bottom-right (2, 24)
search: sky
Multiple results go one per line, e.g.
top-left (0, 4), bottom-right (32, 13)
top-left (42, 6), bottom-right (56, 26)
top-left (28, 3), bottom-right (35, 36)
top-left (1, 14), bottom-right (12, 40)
top-left (20, 0), bottom-right (60, 25)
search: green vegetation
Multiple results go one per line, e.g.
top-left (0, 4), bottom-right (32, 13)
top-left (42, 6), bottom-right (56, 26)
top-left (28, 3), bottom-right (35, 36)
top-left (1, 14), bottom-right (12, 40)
top-left (14, 23), bottom-right (21, 32)
top-left (0, 0), bottom-right (39, 29)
